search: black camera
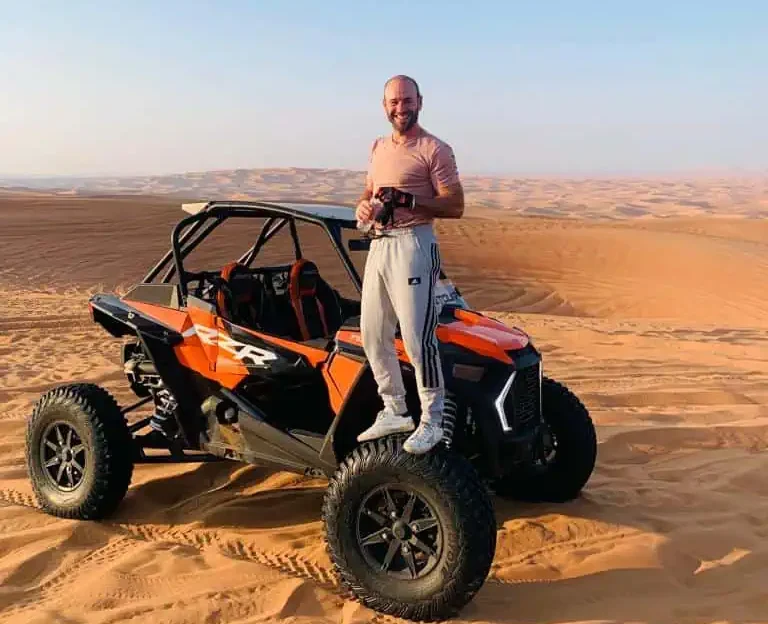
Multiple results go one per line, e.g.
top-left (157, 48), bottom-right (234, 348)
top-left (374, 187), bottom-right (415, 226)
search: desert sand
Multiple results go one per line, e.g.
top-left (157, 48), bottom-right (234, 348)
top-left (3, 169), bottom-right (767, 221)
top-left (1, 184), bottom-right (768, 624)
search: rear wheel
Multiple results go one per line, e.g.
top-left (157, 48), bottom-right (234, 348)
top-left (322, 435), bottom-right (496, 621)
top-left (26, 383), bottom-right (134, 520)
top-left (495, 376), bottom-right (597, 502)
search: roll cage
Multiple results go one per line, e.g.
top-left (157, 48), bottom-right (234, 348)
top-left (141, 200), bottom-right (365, 303)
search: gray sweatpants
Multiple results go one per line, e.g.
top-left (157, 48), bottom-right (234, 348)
top-left (360, 224), bottom-right (444, 424)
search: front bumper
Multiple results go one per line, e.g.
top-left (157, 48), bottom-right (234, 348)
top-left (447, 344), bottom-right (545, 478)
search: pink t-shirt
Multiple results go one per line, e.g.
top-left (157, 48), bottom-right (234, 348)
top-left (366, 128), bottom-right (460, 230)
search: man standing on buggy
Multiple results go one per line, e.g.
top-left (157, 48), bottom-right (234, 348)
top-left (355, 74), bottom-right (465, 454)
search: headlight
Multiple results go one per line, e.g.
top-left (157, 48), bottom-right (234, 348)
top-left (494, 372), bottom-right (516, 433)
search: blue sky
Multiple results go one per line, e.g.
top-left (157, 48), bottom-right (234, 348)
top-left (2, 1), bottom-right (766, 176)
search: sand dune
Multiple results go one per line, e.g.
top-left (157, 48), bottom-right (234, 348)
top-left (1, 190), bottom-right (768, 623)
top-left (3, 168), bottom-right (767, 220)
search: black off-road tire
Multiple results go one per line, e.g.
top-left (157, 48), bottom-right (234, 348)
top-left (26, 383), bottom-right (134, 520)
top-left (495, 376), bottom-right (597, 503)
top-left (322, 435), bottom-right (496, 622)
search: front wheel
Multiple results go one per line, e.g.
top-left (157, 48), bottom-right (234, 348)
top-left (495, 376), bottom-right (597, 502)
top-left (322, 435), bottom-right (496, 622)
top-left (26, 383), bottom-right (134, 520)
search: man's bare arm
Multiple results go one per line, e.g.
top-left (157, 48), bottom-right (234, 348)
top-left (358, 185), bottom-right (373, 204)
top-left (414, 182), bottom-right (464, 219)
top-left (355, 180), bottom-right (375, 222)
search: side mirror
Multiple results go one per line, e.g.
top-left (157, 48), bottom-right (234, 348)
top-left (348, 238), bottom-right (371, 251)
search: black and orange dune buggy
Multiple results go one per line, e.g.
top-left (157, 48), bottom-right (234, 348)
top-left (26, 200), bottom-right (597, 621)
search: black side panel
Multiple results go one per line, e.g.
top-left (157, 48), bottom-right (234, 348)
top-left (291, 431), bottom-right (325, 453)
top-left (336, 340), bottom-right (366, 359)
top-left (92, 307), bottom-right (133, 339)
top-left (339, 315), bottom-right (362, 331)
top-left (219, 389), bottom-right (337, 475)
top-left (137, 333), bottom-right (208, 449)
top-left (225, 322), bottom-right (309, 373)
top-left (90, 294), bottom-right (183, 345)
top-left (509, 343), bottom-right (540, 369)
top-left (322, 363), bottom-right (384, 465)
top-left (89, 293), bottom-right (205, 449)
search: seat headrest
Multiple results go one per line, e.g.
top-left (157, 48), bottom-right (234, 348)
top-left (291, 260), bottom-right (320, 296)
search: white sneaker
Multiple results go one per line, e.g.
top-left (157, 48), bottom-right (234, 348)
top-left (357, 409), bottom-right (415, 442)
top-left (403, 421), bottom-right (444, 455)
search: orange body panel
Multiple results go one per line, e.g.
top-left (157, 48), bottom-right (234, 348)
top-left (335, 329), bottom-right (362, 348)
top-left (121, 299), bottom-right (190, 333)
top-left (176, 340), bottom-right (247, 389)
top-left (177, 309), bottom-right (250, 389)
top-left (336, 329), bottom-right (409, 361)
top-left (322, 353), bottom-right (366, 414)
top-left (436, 325), bottom-right (517, 364)
top-left (127, 295), bottom-right (332, 387)
top-left (338, 311), bottom-right (526, 366)
top-left (214, 317), bottom-right (255, 376)
top-left (452, 308), bottom-right (522, 332)
top-left (121, 294), bottom-right (524, 395)
top-left (185, 304), bottom-right (218, 369)
top-left (121, 298), bottom-right (248, 388)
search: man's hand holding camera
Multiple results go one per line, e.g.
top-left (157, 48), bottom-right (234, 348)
top-left (356, 186), bottom-right (417, 230)
top-left (355, 198), bottom-right (374, 223)
top-left (373, 186), bottom-right (416, 227)
top-left (375, 186), bottom-right (416, 211)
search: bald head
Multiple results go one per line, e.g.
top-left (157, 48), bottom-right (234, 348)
top-left (384, 74), bottom-right (421, 99)
top-left (383, 75), bottom-right (422, 135)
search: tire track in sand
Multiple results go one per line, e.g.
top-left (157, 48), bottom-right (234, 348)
top-left (0, 485), bottom-right (542, 624)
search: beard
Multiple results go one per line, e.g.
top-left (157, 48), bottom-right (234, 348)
top-left (388, 109), bottom-right (418, 132)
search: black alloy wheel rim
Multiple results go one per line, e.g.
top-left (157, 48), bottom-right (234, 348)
top-left (539, 422), bottom-right (558, 465)
top-left (40, 421), bottom-right (87, 491)
top-left (356, 484), bottom-right (443, 580)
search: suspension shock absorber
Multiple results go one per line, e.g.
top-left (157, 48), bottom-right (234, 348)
top-left (441, 394), bottom-right (460, 448)
top-left (149, 385), bottom-right (180, 440)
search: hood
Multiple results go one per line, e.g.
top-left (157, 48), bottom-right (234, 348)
top-left (436, 309), bottom-right (529, 364)
top-left (334, 308), bottom-right (529, 366)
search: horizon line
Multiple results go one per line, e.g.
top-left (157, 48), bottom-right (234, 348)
top-left (2, 165), bottom-right (767, 181)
